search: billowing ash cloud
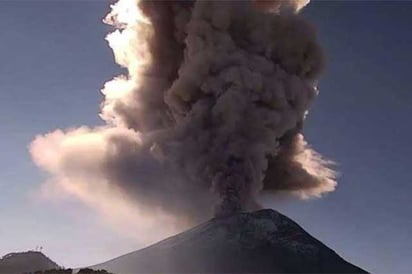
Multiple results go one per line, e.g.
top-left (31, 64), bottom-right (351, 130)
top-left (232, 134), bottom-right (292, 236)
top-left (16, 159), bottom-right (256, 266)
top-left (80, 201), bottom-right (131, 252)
top-left (254, 0), bottom-right (310, 13)
top-left (30, 0), bottom-right (336, 241)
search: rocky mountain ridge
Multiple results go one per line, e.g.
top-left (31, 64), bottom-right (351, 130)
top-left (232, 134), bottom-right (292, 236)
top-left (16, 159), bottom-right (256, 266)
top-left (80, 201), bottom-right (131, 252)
top-left (0, 251), bottom-right (59, 273)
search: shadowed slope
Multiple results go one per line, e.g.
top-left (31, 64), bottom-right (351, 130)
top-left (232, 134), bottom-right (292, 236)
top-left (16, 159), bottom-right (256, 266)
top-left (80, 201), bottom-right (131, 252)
top-left (0, 251), bottom-right (59, 274)
top-left (92, 209), bottom-right (367, 273)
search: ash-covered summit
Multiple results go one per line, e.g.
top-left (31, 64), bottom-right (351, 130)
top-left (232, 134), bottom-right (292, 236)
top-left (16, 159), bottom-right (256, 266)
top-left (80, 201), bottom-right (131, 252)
top-left (92, 209), bottom-right (367, 273)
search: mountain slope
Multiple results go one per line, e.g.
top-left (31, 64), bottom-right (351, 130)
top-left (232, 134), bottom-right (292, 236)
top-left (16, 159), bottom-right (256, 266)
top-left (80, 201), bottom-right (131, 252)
top-left (92, 209), bottom-right (367, 273)
top-left (0, 251), bottom-right (59, 273)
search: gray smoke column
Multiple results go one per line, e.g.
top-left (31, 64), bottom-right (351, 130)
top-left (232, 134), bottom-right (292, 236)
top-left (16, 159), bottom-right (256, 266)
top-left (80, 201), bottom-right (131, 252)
top-left (30, 0), bottom-right (337, 240)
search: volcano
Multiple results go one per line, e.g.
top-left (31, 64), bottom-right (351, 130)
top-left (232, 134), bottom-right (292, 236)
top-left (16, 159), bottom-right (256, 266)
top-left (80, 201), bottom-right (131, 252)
top-left (91, 209), bottom-right (367, 273)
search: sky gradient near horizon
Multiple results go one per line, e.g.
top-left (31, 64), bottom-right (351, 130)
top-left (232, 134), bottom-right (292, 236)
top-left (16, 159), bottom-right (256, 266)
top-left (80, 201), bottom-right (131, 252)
top-left (0, 1), bottom-right (411, 272)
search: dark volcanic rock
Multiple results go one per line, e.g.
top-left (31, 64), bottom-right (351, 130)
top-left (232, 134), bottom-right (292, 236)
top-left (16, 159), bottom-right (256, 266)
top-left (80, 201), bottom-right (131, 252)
top-left (0, 251), bottom-right (59, 274)
top-left (93, 209), bottom-right (368, 273)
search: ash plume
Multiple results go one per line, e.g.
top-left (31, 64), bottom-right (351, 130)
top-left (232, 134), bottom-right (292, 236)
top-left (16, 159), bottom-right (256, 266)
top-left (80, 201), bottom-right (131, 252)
top-left (30, 0), bottom-right (336, 241)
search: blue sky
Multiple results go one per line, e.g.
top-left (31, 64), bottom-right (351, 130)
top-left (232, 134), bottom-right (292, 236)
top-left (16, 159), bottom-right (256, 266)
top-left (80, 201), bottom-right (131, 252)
top-left (0, 1), bottom-right (411, 272)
